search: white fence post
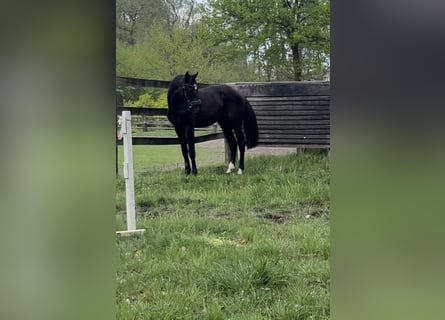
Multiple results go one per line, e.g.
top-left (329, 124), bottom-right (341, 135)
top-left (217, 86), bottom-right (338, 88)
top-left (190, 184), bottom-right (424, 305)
top-left (116, 111), bottom-right (145, 236)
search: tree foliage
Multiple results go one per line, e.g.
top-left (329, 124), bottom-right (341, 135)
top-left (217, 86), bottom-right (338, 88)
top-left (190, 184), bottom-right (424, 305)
top-left (199, 0), bottom-right (330, 80)
top-left (116, 0), bottom-right (169, 45)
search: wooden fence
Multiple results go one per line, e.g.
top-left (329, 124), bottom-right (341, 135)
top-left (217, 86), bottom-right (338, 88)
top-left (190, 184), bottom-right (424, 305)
top-left (116, 106), bottom-right (224, 145)
top-left (116, 76), bottom-right (330, 148)
top-left (233, 82), bottom-right (330, 148)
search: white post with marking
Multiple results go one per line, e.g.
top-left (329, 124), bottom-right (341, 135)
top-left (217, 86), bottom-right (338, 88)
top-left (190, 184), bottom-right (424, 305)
top-left (116, 111), bottom-right (145, 236)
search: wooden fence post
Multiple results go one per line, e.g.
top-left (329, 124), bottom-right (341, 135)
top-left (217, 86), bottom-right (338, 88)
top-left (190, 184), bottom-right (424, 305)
top-left (116, 111), bottom-right (145, 237)
top-left (142, 115), bottom-right (148, 132)
top-left (116, 92), bottom-right (123, 174)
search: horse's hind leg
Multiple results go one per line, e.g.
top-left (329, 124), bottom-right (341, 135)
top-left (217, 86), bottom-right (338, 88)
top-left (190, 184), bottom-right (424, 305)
top-left (175, 126), bottom-right (191, 175)
top-left (234, 127), bottom-right (246, 174)
top-left (221, 126), bottom-right (237, 173)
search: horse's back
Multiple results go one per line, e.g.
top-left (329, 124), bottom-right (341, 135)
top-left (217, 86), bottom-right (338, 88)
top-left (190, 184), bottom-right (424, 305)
top-left (199, 84), bottom-right (244, 106)
top-left (196, 84), bottom-right (245, 127)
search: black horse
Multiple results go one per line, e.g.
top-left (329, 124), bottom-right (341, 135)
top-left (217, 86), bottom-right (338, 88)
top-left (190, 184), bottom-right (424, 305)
top-left (167, 71), bottom-right (258, 175)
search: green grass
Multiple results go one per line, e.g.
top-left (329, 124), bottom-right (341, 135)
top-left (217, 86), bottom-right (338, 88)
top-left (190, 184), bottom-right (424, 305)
top-left (117, 144), bottom-right (225, 174)
top-left (116, 151), bottom-right (330, 319)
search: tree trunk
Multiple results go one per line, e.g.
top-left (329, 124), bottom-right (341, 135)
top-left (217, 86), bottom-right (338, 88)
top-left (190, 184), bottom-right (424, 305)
top-left (291, 44), bottom-right (302, 81)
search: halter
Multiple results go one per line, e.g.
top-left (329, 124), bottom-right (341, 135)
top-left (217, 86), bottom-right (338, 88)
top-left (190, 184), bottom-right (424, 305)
top-left (183, 83), bottom-right (201, 111)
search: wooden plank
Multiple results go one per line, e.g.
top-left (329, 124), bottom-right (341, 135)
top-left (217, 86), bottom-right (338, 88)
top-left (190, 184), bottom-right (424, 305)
top-left (247, 95), bottom-right (330, 102)
top-left (259, 133), bottom-right (330, 139)
top-left (231, 82), bottom-right (330, 97)
top-left (258, 138), bottom-right (330, 144)
top-left (116, 229), bottom-right (146, 237)
top-left (117, 106), bottom-right (167, 116)
top-left (258, 143), bottom-right (330, 147)
top-left (258, 129), bottom-right (331, 136)
top-left (256, 115), bottom-right (330, 121)
top-left (257, 117), bottom-right (330, 121)
top-left (258, 141), bottom-right (330, 148)
top-left (116, 77), bottom-right (171, 89)
top-left (255, 110), bottom-right (331, 120)
top-left (131, 137), bottom-right (178, 145)
top-left (257, 118), bottom-right (330, 121)
top-left (258, 142), bottom-right (330, 148)
top-left (116, 76), bottom-right (213, 89)
top-left (259, 129), bottom-right (330, 135)
top-left (133, 122), bottom-right (217, 133)
top-left (116, 76), bottom-right (329, 94)
top-left (252, 102), bottom-right (329, 107)
top-left (251, 101), bottom-right (330, 110)
top-left (250, 100), bottom-right (330, 104)
top-left (258, 124), bottom-right (330, 130)
top-left (259, 132), bottom-right (329, 136)
top-left (253, 105), bottom-right (330, 110)
top-left (253, 107), bottom-right (330, 113)
top-left (116, 132), bottom-right (225, 146)
top-left (259, 135), bottom-right (330, 140)
top-left (257, 120), bottom-right (330, 125)
top-left (258, 130), bottom-right (330, 135)
top-left (254, 110), bottom-right (330, 116)
top-left (250, 100), bottom-right (330, 105)
top-left (254, 107), bottom-right (329, 112)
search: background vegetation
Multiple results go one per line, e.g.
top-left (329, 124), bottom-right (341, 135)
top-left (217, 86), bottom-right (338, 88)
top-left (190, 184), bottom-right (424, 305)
top-left (116, 0), bottom-right (330, 106)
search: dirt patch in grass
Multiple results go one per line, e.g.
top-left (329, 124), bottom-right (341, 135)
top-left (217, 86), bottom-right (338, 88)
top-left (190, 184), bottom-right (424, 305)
top-left (259, 212), bottom-right (292, 224)
top-left (199, 138), bottom-right (297, 156)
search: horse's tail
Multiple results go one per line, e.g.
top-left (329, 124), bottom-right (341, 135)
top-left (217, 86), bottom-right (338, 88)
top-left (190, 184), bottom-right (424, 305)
top-left (243, 99), bottom-right (259, 149)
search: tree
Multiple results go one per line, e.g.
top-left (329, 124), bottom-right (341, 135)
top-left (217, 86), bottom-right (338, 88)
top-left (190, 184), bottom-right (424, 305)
top-left (161, 0), bottom-right (200, 30)
top-left (116, 0), bottom-right (169, 45)
top-left (199, 0), bottom-right (330, 81)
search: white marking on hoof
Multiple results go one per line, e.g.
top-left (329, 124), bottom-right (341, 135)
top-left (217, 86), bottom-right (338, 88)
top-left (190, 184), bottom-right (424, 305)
top-left (226, 162), bottom-right (235, 173)
top-left (237, 168), bottom-right (243, 175)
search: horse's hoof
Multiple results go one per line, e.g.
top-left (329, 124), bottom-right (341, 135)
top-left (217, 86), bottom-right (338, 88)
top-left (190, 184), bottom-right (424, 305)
top-left (192, 168), bottom-right (198, 175)
top-left (237, 169), bottom-right (243, 175)
top-left (226, 162), bottom-right (235, 173)
top-left (185, 168), bottom-right (191, 175)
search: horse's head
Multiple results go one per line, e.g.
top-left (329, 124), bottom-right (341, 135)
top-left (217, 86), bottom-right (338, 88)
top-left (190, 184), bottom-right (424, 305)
top-left (183, 71), bottom-right (201, 110)
top-left (167, 71), bottom-right (201, 126)
top-left (184, 71), bottom-right (198, 85)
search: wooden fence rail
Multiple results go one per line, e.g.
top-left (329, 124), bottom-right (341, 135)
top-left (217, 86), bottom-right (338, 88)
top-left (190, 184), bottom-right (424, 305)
top-left (116, 76), bottom-right (330, 149)
top-left (115, 106), bottom-right (223, 146)
top-left (117, 106), bottom-right (167, 116)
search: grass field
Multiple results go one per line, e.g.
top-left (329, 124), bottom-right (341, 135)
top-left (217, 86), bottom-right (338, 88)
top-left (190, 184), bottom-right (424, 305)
top-left (116, 143), bottom-right (225, 174)
top-left (116, 146), bottom-right (330, 319)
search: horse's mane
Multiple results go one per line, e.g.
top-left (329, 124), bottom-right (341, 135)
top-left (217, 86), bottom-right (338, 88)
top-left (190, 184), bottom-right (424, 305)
top-left (167, 75), bottom-right (185, 101)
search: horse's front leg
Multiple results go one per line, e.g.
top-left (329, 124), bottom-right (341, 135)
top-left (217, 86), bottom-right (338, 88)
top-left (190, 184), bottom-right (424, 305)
top-left (186, 126), bottom-right (198, 175)
top-left (175, 126), bottom-right (191, 174)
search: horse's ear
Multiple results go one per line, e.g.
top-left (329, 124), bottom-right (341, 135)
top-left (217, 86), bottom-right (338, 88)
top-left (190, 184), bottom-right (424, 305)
top-left (192, 72), bottom-right (199, 80)
top-left (184, 71), bottom-right (190, 82)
